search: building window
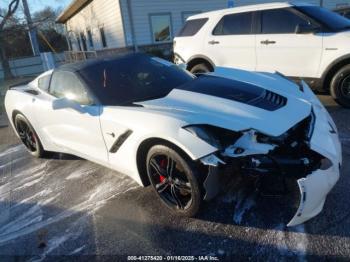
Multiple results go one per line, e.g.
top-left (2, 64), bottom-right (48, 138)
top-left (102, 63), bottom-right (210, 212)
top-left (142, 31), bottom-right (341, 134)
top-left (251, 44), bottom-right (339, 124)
top-left (150, 13), bottom-right (172, 43)
top-left (182, 11), bottom-right (201, 24)
top-left (76, 34), bottom-right (82, 51)
top-left (99, 27), bottom-right (107, 48)
top-left (80, 32), bottom-right (87, 51)
top-left (87, 29), bottom-right (94, 48)
top-left (68, 37), bottom-right (73, 50)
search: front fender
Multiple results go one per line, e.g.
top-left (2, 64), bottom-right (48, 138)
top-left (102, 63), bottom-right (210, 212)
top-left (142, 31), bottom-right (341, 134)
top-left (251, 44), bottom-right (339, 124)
top-left (135, 127), bottom-right (218, 161)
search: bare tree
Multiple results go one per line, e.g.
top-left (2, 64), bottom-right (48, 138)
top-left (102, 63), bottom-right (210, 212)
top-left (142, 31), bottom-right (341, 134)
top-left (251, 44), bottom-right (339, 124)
top-left (0, 0), bottom-right (20, 80)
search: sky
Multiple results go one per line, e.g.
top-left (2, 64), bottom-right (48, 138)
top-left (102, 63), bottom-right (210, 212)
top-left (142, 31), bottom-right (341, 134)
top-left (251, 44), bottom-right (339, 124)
top-left (28, 0), bottom-right (72, 13)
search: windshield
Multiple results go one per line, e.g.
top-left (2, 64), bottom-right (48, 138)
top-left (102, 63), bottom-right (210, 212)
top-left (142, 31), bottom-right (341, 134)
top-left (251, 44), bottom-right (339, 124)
top-left (78, 54), bottom-right (194, 106)
top-left (296, 6), bottom-right (350, 31)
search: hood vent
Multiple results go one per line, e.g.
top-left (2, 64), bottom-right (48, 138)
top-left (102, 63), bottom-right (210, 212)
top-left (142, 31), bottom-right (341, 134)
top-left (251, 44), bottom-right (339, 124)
top-left (264, 90), bottom-right (287, 106)
top-left (177, 75), bottom-right (288, 111)
top-left (251, 90), bottom-right (287, 111)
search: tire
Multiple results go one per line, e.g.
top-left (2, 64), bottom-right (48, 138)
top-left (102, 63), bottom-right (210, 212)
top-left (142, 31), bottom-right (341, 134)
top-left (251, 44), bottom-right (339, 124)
top-left (14, 114), bottom-right (46, 158)
top-left (189, 63), bottom-right (211, 74)
top-left (146, 144), bottom-right (202, 217)
top-left (330, 64), bottom-right (350, 108)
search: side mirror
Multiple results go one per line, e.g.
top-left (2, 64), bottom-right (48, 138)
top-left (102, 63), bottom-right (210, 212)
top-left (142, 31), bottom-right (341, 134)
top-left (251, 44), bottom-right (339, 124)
top-left (295, 23), bottom-right (319, 34)
top-left (52, 97), bottom-right (85, 113)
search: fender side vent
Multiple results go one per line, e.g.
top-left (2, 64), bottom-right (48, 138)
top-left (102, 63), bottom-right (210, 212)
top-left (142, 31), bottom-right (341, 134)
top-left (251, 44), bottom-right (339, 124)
top-left (109, 130), bottom-right (133, 153)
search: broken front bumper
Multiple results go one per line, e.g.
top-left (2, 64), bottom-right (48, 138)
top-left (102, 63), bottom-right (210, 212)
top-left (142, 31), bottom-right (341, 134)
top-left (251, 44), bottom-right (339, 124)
top-left (288, 103), bottom-right (342, 227)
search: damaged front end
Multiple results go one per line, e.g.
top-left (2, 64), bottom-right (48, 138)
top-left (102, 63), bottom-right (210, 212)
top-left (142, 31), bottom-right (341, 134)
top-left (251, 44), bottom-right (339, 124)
top-left (194, 107), bottom-right (341, 226)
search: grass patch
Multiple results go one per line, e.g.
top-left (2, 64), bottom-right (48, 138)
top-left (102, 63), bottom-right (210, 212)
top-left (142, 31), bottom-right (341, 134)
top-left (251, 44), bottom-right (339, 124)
top-left (0, 77), bottom-right (35, 115)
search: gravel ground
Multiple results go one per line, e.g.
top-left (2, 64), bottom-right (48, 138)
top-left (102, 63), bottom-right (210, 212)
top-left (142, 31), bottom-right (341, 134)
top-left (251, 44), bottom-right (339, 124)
top-left (0, 95), bottom-right (349, 261)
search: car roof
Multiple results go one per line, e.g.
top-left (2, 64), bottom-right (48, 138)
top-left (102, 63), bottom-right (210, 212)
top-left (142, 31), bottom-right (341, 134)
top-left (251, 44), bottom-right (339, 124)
top-left (56, 53), bottom-right (146, 73)
top-left (188, 2), bottom-right (314, 19)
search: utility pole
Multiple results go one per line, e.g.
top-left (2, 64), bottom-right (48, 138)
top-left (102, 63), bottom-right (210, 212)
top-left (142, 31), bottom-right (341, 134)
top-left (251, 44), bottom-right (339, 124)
top-left (320, 0), bottom-right (324, 7)
top-left (22, 0), bottom-right (40, 56)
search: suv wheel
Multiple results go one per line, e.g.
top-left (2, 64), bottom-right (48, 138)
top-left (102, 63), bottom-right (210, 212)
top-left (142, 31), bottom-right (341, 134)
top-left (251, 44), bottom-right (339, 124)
top-left (330, 64), bottom-right (350, 108)
top-left (190, 63), bottom-right (211, 74)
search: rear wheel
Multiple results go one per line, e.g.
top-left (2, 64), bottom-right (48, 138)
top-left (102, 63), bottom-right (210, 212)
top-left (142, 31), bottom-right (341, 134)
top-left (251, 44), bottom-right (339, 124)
top-left (14, 114), bottom-right (45, 158)
top-left (189, 63), bottom-right (211, 74)
top-left (330, 64), bottom-right (350, 108)
top-left (146, 144), bottom-right (202, 217)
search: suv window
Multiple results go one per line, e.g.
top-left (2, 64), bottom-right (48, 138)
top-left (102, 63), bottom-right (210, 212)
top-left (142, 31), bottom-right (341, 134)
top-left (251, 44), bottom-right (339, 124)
top-left (49, 71), bottom-right (93, 105)
top-left (177, 18), bottom-right (208, 37)
top-left (297, 6), bottom-right (350, 31)
top-left (37, 74), bottom-right (51, 92)
top-left (261, 8), bottom-right (308, 34)
top-left (213, 12), bottom-right (253, 35)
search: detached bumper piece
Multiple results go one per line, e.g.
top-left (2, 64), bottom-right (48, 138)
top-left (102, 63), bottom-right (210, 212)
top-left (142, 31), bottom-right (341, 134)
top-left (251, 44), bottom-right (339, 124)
top-left (288, 164), bottom-right (340, 226)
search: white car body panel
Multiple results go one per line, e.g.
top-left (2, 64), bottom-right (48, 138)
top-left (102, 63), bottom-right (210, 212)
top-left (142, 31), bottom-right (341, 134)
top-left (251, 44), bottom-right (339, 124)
top-left (99, 106), bottom-right (217, 184)
top-left (318, 31), bottom-right (350, 76)
top-left (255, 33), bottom-right (323, 77)
top-left (5, 61), bottom-right (342, 226)
top-left (137, 87), bottom-right (311, 137)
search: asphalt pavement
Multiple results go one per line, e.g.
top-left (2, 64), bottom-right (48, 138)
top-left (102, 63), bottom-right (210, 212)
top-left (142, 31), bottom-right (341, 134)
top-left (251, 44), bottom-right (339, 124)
top-left (0, 95), bottom-right (349, 261)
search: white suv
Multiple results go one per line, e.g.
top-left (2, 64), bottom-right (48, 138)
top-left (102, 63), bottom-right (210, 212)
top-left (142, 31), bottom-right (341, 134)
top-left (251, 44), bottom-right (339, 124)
top-left (174, 2), bottom-right (350, 107)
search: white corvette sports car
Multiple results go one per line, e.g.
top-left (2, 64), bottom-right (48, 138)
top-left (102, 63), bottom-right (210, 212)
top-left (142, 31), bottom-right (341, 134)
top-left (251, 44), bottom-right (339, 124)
top-left (5, 53), bottom-right (342, 226)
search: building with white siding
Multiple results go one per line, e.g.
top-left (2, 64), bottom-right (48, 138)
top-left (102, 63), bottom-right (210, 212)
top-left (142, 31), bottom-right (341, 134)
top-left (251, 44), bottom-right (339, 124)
top-left (57, 0), bottom-right (350, 54)
top-left (57, 0), bottom-right (227, 54)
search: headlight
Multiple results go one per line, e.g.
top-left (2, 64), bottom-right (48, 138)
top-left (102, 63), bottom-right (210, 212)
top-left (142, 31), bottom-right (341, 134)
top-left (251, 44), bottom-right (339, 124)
top-left (183, 125), bottom-right (220, 148)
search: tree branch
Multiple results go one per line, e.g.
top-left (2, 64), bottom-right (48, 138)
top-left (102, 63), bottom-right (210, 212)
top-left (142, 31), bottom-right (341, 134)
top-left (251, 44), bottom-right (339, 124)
top-left (0, 0), bottom-right (20, 30)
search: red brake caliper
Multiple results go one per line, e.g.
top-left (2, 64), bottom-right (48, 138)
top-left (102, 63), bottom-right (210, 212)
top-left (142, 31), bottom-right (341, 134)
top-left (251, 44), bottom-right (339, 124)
top-left (159, 159), bottom-right (167, 182)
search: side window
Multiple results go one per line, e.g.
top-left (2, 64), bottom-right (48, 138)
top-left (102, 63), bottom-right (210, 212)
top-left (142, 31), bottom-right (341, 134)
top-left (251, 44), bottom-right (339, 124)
top-left (213, 12), bottom-right (253, 35)
top-left (37, 74), bottom-right (51, 92)
top-left (261, 8), bottom-right (308, 34)
top-left (49, 71), bottom-right (93, 105)
top-left (177, 18), bottom-right (208, 37)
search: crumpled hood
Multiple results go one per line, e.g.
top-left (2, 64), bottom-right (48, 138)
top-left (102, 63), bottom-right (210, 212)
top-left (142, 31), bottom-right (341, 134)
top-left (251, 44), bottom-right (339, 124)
top-left (137, 68), bottom-right (313, 137)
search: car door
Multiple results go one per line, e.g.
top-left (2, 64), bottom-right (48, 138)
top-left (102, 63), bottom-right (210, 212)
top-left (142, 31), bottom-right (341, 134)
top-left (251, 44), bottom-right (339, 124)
top-left (41, 70), bottom-right (108, 164)
top-left (255, 8), bottom-right (323, 78)
top-left (204, 11), bottom-right (256, 71)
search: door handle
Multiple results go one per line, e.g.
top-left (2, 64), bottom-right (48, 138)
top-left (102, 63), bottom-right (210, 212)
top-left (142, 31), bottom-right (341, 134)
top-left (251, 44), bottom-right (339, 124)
top-left (260, 40), bottom-right (276, 45)
top-left (106, 132), bottom-right (115, 138)
top-left (208, 40), bottom-right (220, 45)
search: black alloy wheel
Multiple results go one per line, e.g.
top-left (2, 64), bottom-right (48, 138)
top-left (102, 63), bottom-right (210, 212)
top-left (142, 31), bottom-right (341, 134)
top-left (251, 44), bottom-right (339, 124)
top-left (14, 114), bottom-right (45, 157)
top-left (146, 144), bottom-right (202, 217)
